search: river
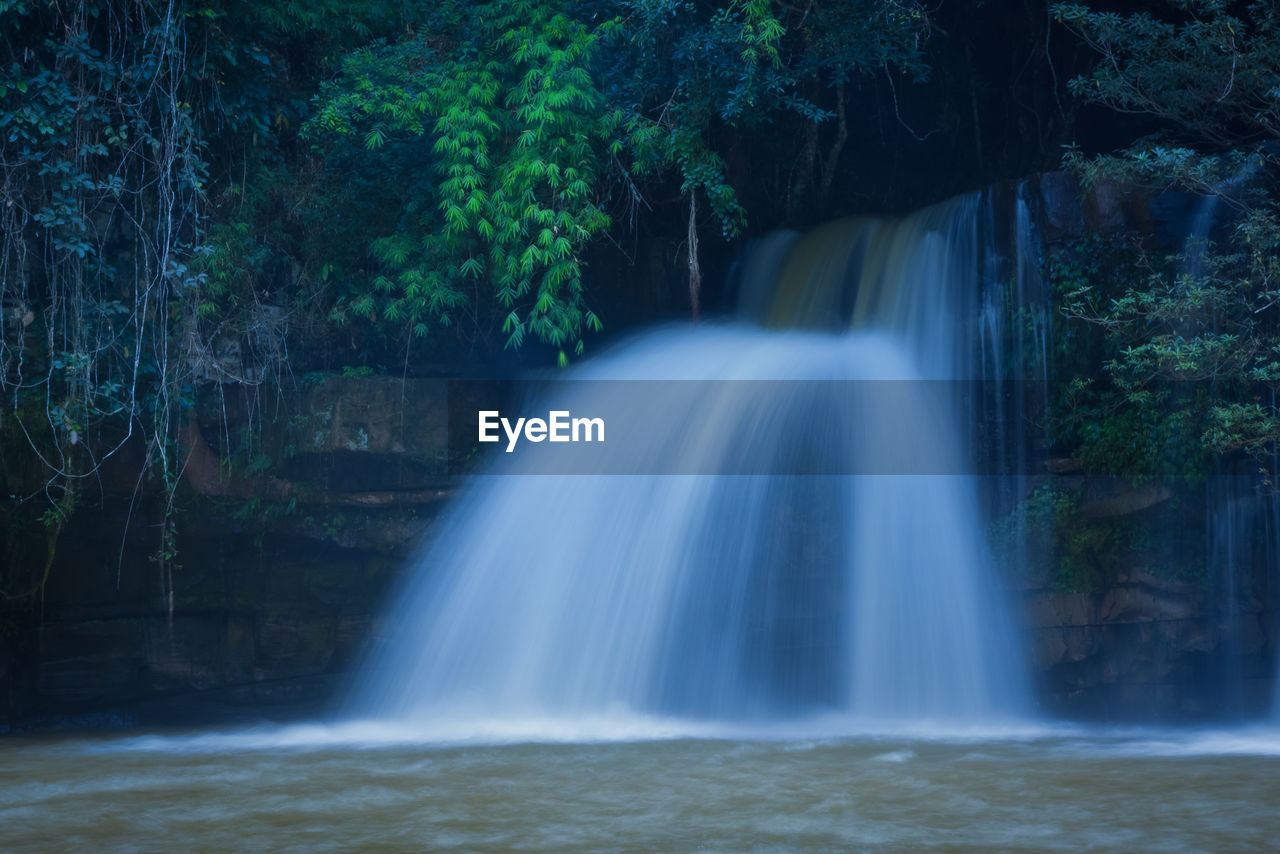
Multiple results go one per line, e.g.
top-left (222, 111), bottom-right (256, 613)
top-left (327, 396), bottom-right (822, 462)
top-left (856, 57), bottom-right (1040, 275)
top-left (4, 723), bottom-right (1278, 851)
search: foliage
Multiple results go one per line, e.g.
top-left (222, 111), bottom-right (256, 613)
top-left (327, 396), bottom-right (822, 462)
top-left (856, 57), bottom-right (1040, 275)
top-left (990, 486), bottom-right (1119, 591)
top-left (1052, 0), bottom-right (1280, 481)
top-left (0, 1), bottom-right (207, 543)
top-left (0, 0), bottom-right (934, 594)
top-left (990, 484), bottom-right (1204, 591)
top-left (1053, 0), bottom-right (1280, 148)
top-left (304, 0), bottom-right (932, 355)
top-left (310, 2), bottom-right (618, 362)
top-left (0, 0), bottom-right (421, 592)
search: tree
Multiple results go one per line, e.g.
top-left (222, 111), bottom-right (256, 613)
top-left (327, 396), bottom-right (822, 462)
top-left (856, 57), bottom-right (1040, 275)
top-left (306, 0), bottom-right (931, 356)
top-left (0, 0), bottom-right (420, 594)
top-left (1051, 0), bottom-right (1280, 479)
top-left (311, 1), bottom-right (618, 364)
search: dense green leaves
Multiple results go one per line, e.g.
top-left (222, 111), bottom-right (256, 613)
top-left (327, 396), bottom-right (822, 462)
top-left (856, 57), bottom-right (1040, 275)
top-left (309, 1), bottom-right (621, 360)
top-left (1053, 0), bottom-right (1280, 479)
top-left (0, 0), bottom-right (933, 570)
top-left (305, 0), bottom-right (930, 354)
top-left (0, 0), bottom-right (429, 572)
top-left (1054, 1), bottom-right (1280, 147)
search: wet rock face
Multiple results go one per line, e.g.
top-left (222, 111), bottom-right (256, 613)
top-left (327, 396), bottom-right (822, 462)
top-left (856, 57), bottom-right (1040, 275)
top-left (0, 376), bottom-right (454, 732)
top-left (1082, 179), bottom-right (1130, 234)
top-left (0, 495), bottom-right (437, 731)
top-left (284, 376), bottom-right (449, 461)
top-left (1025, 572), bottom-right (1273, 721)
top-left (1037, 172), bottom-right (1085, 240)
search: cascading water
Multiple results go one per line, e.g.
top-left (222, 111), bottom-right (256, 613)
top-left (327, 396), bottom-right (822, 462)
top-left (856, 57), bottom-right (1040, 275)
top-left (349, 195), bottom-right (1033, 733)
top-left (1202, 471), bottom-right (1280, 719)
top-left (1206, 474), bottom-right (1257, 717)
top-left (1178, 157), bottom-right (1280, 720)
top-left (977, 182), bottom-right (1052, 528)
top-left (1273, 466), bottom-right (1280, 723)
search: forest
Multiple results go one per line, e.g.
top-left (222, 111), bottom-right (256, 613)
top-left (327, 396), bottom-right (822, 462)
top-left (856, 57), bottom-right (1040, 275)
top-left (0, 1), bottom-right (1272, 516)
top-left (2, 0), bottom-right (1280, 703)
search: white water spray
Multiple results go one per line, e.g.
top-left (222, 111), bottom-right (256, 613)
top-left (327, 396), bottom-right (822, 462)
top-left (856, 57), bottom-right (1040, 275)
top-left (349, 196), bottom-right (1033, 734)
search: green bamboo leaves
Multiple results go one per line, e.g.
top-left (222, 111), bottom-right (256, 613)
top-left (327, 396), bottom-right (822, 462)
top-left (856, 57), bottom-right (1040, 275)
top-left (312, 0), bottom-right (618, 362)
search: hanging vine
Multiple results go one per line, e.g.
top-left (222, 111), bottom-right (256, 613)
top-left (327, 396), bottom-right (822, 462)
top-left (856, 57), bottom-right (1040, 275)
top-left (0, 1), bottom-right (210, 602)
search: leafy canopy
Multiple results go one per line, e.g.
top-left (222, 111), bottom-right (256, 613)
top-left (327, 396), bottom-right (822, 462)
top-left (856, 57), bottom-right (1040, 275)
top-left (307, 0), bottom-right (931, 359)
top-left (312, 1), bottom-right (619, 363)
top-left (1052, 0), bottom-right (1280, 478)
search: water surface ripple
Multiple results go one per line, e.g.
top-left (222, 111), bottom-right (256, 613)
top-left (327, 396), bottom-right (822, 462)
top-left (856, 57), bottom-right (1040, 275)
top-left (3, 725), bottom-right (1278, 852)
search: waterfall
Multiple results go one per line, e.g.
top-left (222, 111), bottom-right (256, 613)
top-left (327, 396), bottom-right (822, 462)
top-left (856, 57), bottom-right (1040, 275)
top-left (1203, 472), bottom-right (1280, 719)
top-left (1207, 475), bottom-right (1255, 717)
top-left (349, 194), bottom-right (1034, 732)
top-left (1180, 157), bottom-right (1280, 719)
top-left (1272, 450), bottom-right (1280, 722)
